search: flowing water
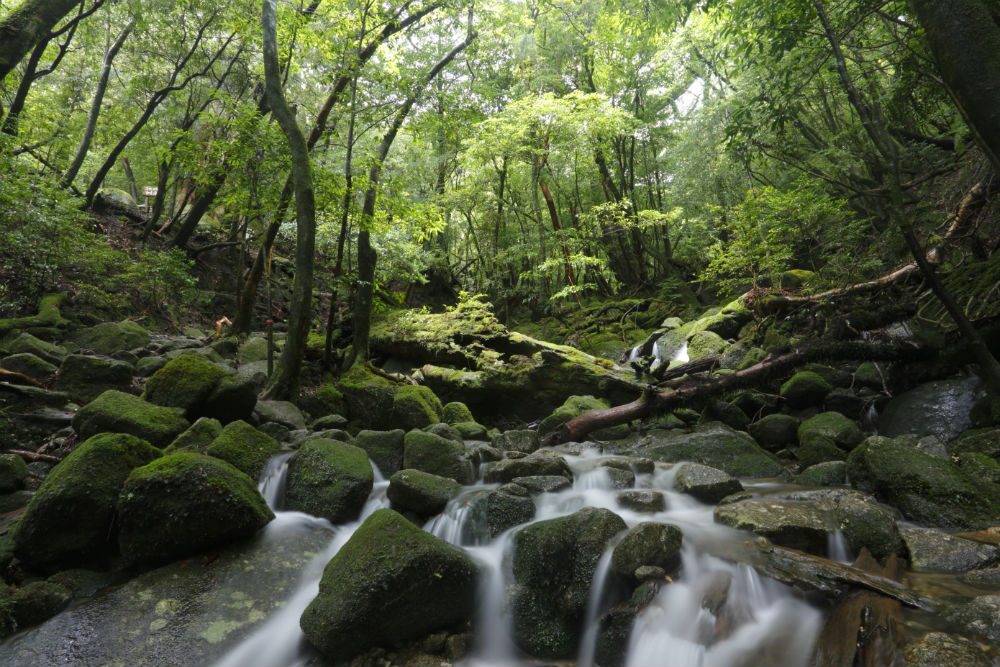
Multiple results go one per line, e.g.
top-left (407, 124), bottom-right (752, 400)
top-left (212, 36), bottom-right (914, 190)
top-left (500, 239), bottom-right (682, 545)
top-left (211, 448), bottom-right (823, 667)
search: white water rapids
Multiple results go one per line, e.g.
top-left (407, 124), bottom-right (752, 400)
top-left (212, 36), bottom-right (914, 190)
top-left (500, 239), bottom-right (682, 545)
top-left (210, 447), bottom-right (824, 667)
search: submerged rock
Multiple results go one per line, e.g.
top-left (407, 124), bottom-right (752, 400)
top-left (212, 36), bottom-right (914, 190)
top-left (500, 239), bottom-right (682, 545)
top-left (285, 439), bottom-right (374, 524)
top-left (510, 507), bottom-right (627, 659)
top-left (300, 509), bottom-right (478, 662)
top-left (637, 422), bottom-right (785, 478)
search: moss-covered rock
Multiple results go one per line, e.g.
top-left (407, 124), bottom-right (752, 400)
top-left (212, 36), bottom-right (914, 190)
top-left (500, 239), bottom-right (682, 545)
top-left (73, 390), bottom-right (189, 447)
top-left (388, 469), bottom-right (461, 517)
top-left (538, 395), bottom-right (630, 440)
top-left (795, 461), bottom-right (847, 486)
top-left (748, 414), bottom-right (800, 452)
top-left (797, 437), bottom-right (847, 469)
top-left (164, 417), bottom-right (223, 454)
top-left (441, 401), bottom-right (475, 425)
top-left (958, 451), bottom-right (1000, 485)
top-left (453, 421), bottom-right (489, 440)
top-left (205, 420), bottom-right (281, 480)
top-left (55, 354), bottom-right (133, 403)
top-left (779, 269), bottom-right (816, 289)
top-left (0, 353), bottom-right (56, 379)
top-left (355, 429), bottom-right (405, 476)
top-left (483, 450), bottom-right (572, 483)
top-left (392, 385), bottom-right (443, 430)
top-left (117, 453), bottom-right (273, 565)
top-left (610, 522), bottom-right (682, 579)
top-left (403, 430), bottom-right (474, 484)
top-left (336, 364), bottom-right (399, 427)
top-left (7, 581), bottom-right (71, 631)
top-left (798, 412), bottom-right (864, 451)
top-left (853, 362), bottom-right (883, 390)
top-left (300, 385), bottom-right (347, 421)
top-left (285, 439), bottom-right (374, 523)
top-left (254, 400), bottom-right (306, 430)
top-left (300, 509), bottom-right (479, 662)
top-left (71, 321), bottom-right (149, 355)
top-left (7, 333), bottom-right (67, 365)
top-left (780, 371), bottom-right (833, 408)
top-left (203, 375), bottom-right (258, 424)
top-left (950, 427), bottom-right (1000, 459)
top-left (685, 299), bottom-right (752, 340)
top-left (0, 453), bottom-right (28, 492)
top-left (638, 422), bottom-right (785, 478)
top-left (491, 429), bottom-right (540, 454)
top-left (143, 353), bottom-right (228, 417)
top-left (237, 336), bottom-right (269, 364)
top-left (700, 399), bottom-right (749, 432)
top-left (673, 462), bottom-right (743, 503)
top-left (847, 436), bottom-right (1000, 529)
top-left (686, 330), bottom-right (728, 362)
top-left (14, 433), bottom-right (161, 571)
top-left (484, 484), bottom-right (536, 537)
top-left (511, 508), bottom-right (627, 659)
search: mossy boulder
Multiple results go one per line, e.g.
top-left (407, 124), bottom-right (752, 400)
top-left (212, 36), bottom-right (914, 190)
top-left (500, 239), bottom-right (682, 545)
top-left (254, 400), bottom-right (306, 430)
top-left (484, 483), bottom-right (536, 537)
top-left (779, 269), bottom-right (816, 289)
top-left (71, 321), bottom-right (149, 355)
top-left (958, 452), bottom-right (1000, 485)
top-left (847, 436), bottom-right (1000, 529)
top-left (300, 509), bottom-right (479, 662)
top-left (205, 420), bottom-right (281, 480)
top-left (453, 421), bottom-right (489, 440)
top-left (7, 581), bottom-right (71, 631)
top-left (73, 390), bottom-right (189, 447)
top-left (143, 353), bottom-right (228, 416)
top-left (14, 433), bottom-right (161, 571)
top-left (300, 385), bottom-right (347, 421)
top-left (748, 414), bottom-right (800, 452)
top-left (686, 299), bottom-right (752, 340)
top-left (392, 385), bottom-right (443, 430)
top-left (483, 450), bottom-right (573, 484)
top-left (403, 430), bottom-right (474, 484)
top-left (55, 354), bottom-right (133, 403)
top-left (538, 395), bottom-right (629, 440)
top-left (387, 469), bottom-right (461, 517)
top-left (853, 362), bottom-right (883, 390)
top-left (510, 508), bottom-right (627, 659)
top-left (686, 330), bottom-right (728, 362)
top-left (117, 453), bottom-right (273, 565)
top-left (491, 429), bottom-right (540, 454)
top-left (673, 462), bottom-right (743, 503)
top-left (780, 371), bottom-right (833, 408)
top-left (0, 353), bottom-right (56, 380)
top-left (797, 437), bottom-right (847, 469)
top-left (285, 439), bottom-right (374, 523)
top-left (336, 364), bottom-right (399, 427)
top-left (796, 461), bottom-right (847, 486)
top-left (202, 375), bottom-right (258, 424)
top-left (610, 522), bottom-right (682, 579)
top-left (237, 336), bottom-right (269, 364)
top-left (798, 412), bottom-right (864, 451)
top-left (950, 427), bottom-right (1000, 458)
top-left (637, 422), bottom-right (785, 478)
top-left (355, 429), bottom-right (405, 476)
top-left (164, 417), bottom-right (223, 454)
top-left (7, 333), bottom-right (67, 365)
top-left (0, 453), bottom-right (28, 492)
top-left (441, 401), bottom-right (475, 425)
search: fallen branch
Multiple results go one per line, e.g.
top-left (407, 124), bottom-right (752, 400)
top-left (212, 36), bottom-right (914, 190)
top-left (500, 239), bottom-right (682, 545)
top-left (0, 368), bottom-right (47, 387)
top-left (6, 449), bottom-right (61, 463)
top-left (543, 340), bottom-right (932, 445)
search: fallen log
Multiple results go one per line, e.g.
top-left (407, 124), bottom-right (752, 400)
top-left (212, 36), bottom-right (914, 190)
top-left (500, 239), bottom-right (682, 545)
top-left (543, 340), bottom-right (932, 445)
top-left (6, 449), bottom-right (61, 464)
top-left (0, 368), bottom-right (47, 388)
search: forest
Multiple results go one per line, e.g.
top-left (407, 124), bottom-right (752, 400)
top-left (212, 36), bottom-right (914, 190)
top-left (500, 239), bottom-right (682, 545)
top-left (1, 0), bottom-right (999, 665)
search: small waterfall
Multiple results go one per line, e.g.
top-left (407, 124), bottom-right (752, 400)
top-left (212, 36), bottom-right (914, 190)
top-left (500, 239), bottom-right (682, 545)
top-left (464, 536), bottom-right (518, 665)
top-left (259, 452), bottom-right (293, 510)
top-left (826, 530), bottom-right (852, 564)
top-left (671, 341), bottom-right (690, 364)
top-left (577, 544), bottom-right (619, 667)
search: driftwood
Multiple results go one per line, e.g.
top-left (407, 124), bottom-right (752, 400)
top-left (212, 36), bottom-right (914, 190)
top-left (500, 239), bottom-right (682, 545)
top-left (0, 368), bottom-right (46, 387)
top-left (543, 340), bottom-right (932, 445)
top-left (651, 355), bottom-right (720, 383)
top-left (813, 550), bottom-right (906, 667)
top-left (6, 449), bottom-right (61, 463)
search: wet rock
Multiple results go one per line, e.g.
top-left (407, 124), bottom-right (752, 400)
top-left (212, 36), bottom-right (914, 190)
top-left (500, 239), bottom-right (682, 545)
top-left (14, 433), bottom-right (161, 571)
top-left (617, 490), bottom-right (666, 513)
top-left (847, 435), bottom-right (1000, 529)
top-left (355, 429), bottom-right (406, 476)
top-left (3, 581), bottom-right (71, 635)
top-left (205, 420), bottom-right (281, 480)
top-left (634, 565), bottom-right (667, 582)
top-left (135, 355), bottom-right (167, 377)
top-left (301, 509), bottom-right (479, 662)
top-left (674, 462), bottom-right (743, 503)
top-left (55, 354), bottom-right (133, 403)
top-left (780, 371), bottom-right (833, 408)
top-left (700, 399), bottom-right (749, 432)
top-left (900, 526), bottom-right (999, 572)
top-left (164, 416), bottom-right (223, 454)
top-left (960, 568), bottom-right (1000, 587)
top-left (285, 439), bottom-right (374, 523)
top-left (959, 452), bottom-right (1000, 485)
top-left (388, 469), bottom-right (461, 517)
top-left (483, 450), bottom-right (572, 483)
top-left (823, 387), bottom-right (874, 421)
top-left (311, 413), bottom-right (348, 430)
top-left (0, 353), bottom-right (56, 380)
top-left (254, 400), bottom-right (306, 430)
top-left (950, 427), bottom-right (1000, 459)
top-left (945, 595), bottom-right (1000, 643)
top-left (611, 522), bottom-right (682, 579)
top-left (798, 412), bottom-right (864, 451)
top-left (748, 414), bottom-right (801, 452)
top-left (492, 429), bottom-right (540, 454)
top-left (513, 475), bottom-right (572, 495)
top-left (485, 483), bottom-right (535, 536)
top-left (904, 632), bottom-right (994, 667)
top-left (0, 453), bottom-right (28, 492)
top-left (392, 385), bottom-right (443, 430)
top-left (637, 422), bottom-right (785, 478)
top-left (70, 321), bottom-right (149, 356)
top-left (403, 430), bottom-right (475, 484)
top-left (73, 390), bottom-right (189, 447)
top-left (603, 466), bottom-right (636, 489)
top-left (118, 452), bottom-right (273, 566)
top-left (795, 461), bottom-right (847, 486)
top-left (510, 507), bottom-right (627, 659)
top-left (880, 376), bottom-right (981, 442)
top-left (538, 395), bottom-right (630, 441)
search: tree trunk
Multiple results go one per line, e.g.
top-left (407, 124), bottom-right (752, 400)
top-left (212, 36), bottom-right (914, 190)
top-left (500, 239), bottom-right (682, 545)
top-left (260, 0), bottom-right (316, 401)
top-left (908, 0), bottom-right (1000, 176)
top-left (539, 177), bottom-right (577, 288)
top-left (0, 0), bottom-right (84, 81)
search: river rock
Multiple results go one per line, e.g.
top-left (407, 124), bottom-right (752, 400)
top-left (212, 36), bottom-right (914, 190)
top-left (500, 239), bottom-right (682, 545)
top-left (70, 320), bottom-right (149, 355)
top-left (55, 354), bottom-right (133, 403)
top-left (798, 412), bottom-right (864, 451)
top-left (391, 385), bottom-right (443, 430)
top-left (780, 371), bottom-right (833, 408)
top-left (514, 475), bottom-right (572, 494)
top-left (0, 353), bottom-right (56, 380)
top-left (880, 376), bottom-right (981, 442)
top-left (300, 509), bottom-right (479, 662)
top-left (355, 429), bottom-right (405, 476)
top-left (950, 427), bottom-right (1000, 458)
top-left (611, 522), bottom-right (682, 579)
top-left (483, 449), bottom-right (572, 483)
top-left (144, 353), bottom-right (255, 424)
top-left (485, 483), bottom-right (535, 536)
top-left (904, 632), bottom-right (995, 667)
top-left (637, 422), bottom-right (785, 478)
top-left (453, 421), bottom-right (489, 440)
top-left (538, 395), bottom-right (630, 441)
top-left (797, 436), bottom-right (847, 469)
top-left (510, 507), bottom-right (627, 659)
top-left (285, 439), bottom-right (374, 523)
top-left (205, 420), bottom-right (281, 480)
top-left (900, 526), bottom-right (1000, 572)
top-left (164, 416), bottom-right (223, 453)
top-left (945, 595), bottom-right (1000, 643)
top-left (492, 429), bottom-right (540, 454)
top-left (441, 401), bottom-right (475, 424)
top-left (403, 430), bottom-right (474, 484)
top-left (617, 490), bottom-right (666, 513)
top-left (118, 452), bottom-right (273, 565)
top-left (0, 581), bottom-right (72, 637)
top-left (749, 414), bottom-right (801, 452)
top-left (425, 422), bottom-right (463, 443)
top-left (847, 435), bottom-right (1000, 529)
top-left (254, 400), bottom-right (306, 430)
top-left (73, 390), bottom-right (189, 447)
top-left (388, 469), bottom-right (461, 517)
top-left (674, 462), bottom-right (743, 503)
top-left (795, 461), bottom-right (847, 486)
top-left (335, 364), bottom-right (399, 426)
top-left (0, 453), bottom-right (28, 492)
top-left (7, 333), bottom-right (67, 365)
top-left (14, 433), bottom-right (161, 571)
top-left (958, 452), bottom-right (1000, 485)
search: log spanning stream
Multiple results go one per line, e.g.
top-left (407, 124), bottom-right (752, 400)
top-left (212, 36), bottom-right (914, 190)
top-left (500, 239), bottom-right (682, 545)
top-left (212, 450), bottom-right (825, 667)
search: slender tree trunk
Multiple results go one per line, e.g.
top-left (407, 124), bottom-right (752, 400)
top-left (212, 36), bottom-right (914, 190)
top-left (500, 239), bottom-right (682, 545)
top-left (1, 37), bottom-right (47, 137)
top-left (142, 160), bottom-right (172, 240)
top-left (62, 19), bottom-right (133, 188)
top-left (261, 0), bottom-right (316, 400)
top-left (0, 0), bottom-right (84, 81)
top-left (539, 177), bottom-right (577, 288)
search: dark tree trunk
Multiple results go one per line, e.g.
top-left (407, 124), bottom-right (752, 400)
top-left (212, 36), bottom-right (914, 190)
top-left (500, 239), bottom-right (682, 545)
top-left (0, 0), bottom-right (84, 81)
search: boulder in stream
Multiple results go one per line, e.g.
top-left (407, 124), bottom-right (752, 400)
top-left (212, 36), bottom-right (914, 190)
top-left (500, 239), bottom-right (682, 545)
top-left (205, 420), bottom-right (282, 480)
top-left (355, 429), bottom-right (405, 476)
top-left (402, 430), bottom-right (474, 484)
top-left (899, 526), bottom-right (1000, 572)
top-left (388, 468), bottom-right (461, 517)
top-left (144, 353), bottom-right (256, 424)
top-left (391, 384), bottom-right (443, 430)
top-left (284, 439), bottom-right (374, 523)
top-left (673, 462), bottom-right (743, 503)
top-left (637, 422), bottom-right (785, 478)
top-left (611, 522), bottom-right (683, 579)
top-left (483, 449), bottom-right (572, 483)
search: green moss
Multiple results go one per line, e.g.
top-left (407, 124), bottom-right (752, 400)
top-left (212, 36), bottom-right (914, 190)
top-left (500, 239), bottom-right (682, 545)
top-left (143, 353), bottom-right (228, 416)
top-left (685, 298), bottom-right (751, 339)
top-left (302, 384), bottom-right (346, 419)
top-left (336, 364), bottom-right (399, 427)
top-left (795, 461), bottom-right (847, 486)
top-left (403, 430), bottom-right (474, 484)
top-left (453, 421), bottom-right (489, 440)
top-left (14, 433), bottom-right (162, 571)
top-left (387, 468), bottom-right (462, 516)
top-left (305, 331), bottom-right (327, 361)
top-left (950, 427), bottom-right (1000, 458)
top-left (0, 293), bottom-right (69, 337)
top-left (797, 436), bottom-right (846, 469)
top-left (958, 452), bottom-right (1000, 485)
top-left (610, 522), bottom-right (682, 578)
top-left (9, 581), bottom-right (71, 629)
top-left (798, 412), bottom-right (864, 450)
top-left (779, 269), bottom-right (816, 289)
top-left (117, 452), bottom-right (273, 565)
top-left (71, 321), bottom-right (150, 355)
top-left (7, 333), bottom-right (67, 364)
top-left (640, 423), bottom-right (785, 477)
top-left (442, 401), bottom-right (475, 425)
top-left (538, 395), bottom-right (629, 440)
top-left (392, 384), bottom-right (443, 430)
top-left (285, 439), bottom-right (374, 523)
top-left (164, 417), bottom-right (223, 454)
top-left (73, 390), bottom-right (189, 447)
top-left (206, 420), bottom-right (281, 480)
top-left (355, 429), bottom-right (406, 476)
top-left (686, 330), bottom-right (728, 361)
top-left (780, 371), bottom-right (833, 408)
top-left (0, 453), bottom-right (28, 492)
